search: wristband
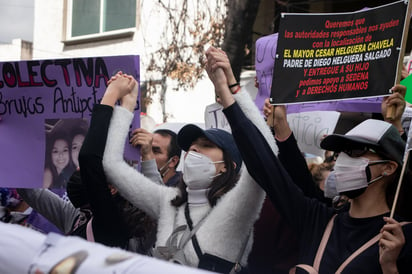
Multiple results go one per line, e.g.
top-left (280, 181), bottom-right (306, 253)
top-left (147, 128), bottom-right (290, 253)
top-left (231, 85), bottom-right (241, 94)
top-left (228, 82), bottom-right (240, 89)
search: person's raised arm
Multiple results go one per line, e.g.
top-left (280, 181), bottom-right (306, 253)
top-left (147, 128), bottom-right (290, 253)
top-left (17, 188), bottom-right (78, 234)
top-left (263, 99), bottom-right (330, 204)
top-left (205, 46), bottom-right (332, 228)
top-left (102, 75), bottom-right (177, 219)
top-left (129, 128), bottom-right (164, 185)
top-left (263, 99), bottom-right (291, 141)
top-left (78, 73), bottom-right (138, 247)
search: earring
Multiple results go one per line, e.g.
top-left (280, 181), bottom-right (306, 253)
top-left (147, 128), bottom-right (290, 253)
top-left (382, 172), bottom-right (388, 176)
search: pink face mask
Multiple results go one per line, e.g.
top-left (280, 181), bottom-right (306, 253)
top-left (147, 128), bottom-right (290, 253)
top-left (331, 153), bottom-right (388, 197)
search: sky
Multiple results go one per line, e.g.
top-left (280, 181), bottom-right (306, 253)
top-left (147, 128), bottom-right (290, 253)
top-left (0, 0), bottom-right (34, 44)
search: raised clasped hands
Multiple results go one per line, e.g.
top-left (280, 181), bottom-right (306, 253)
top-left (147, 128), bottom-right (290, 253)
top-left (105, 71), bottom-right (139, 112)
top-left (205, 46), bottom-right (236, 107)
top-left (205, 47), bottom-right (229, 92)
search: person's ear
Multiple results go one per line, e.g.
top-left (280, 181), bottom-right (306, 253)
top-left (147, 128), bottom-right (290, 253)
top-left (219, 162), bottom-right (236, 173)
top-left (219, 166), bottom-right (227, 173)
top-left (108, 184), bottom-right (118, 195)
top-left (169, 155), bottom-right (179, 169)
top-left (217, 162), bottom-right (229, 174)
top-left (382, 160), bottom-right (398, 177)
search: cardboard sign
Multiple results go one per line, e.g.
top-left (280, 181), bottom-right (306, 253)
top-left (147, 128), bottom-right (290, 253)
top-left (204, 102), bottom-right (231, 133)
top-left (271, 1), bottom-right (407, 104)
top-left (287, 110), bottom-right (340, 156)
top-left (0, 55), bottom-right (140, 188)
top-left (255, 32), bottom-right (382, 115)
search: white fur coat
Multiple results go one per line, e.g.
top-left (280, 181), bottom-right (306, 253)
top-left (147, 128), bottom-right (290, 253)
top-left (103, 90), bottom-right (276, 267)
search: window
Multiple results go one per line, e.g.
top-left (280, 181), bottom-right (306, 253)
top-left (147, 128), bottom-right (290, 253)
top-left (68, 0), bottom-right (136, 39)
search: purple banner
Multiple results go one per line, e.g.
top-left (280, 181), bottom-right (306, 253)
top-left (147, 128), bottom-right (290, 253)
top-left (0, 55), bottom-right (140, 188)
top-left (255, 33), bottom-right (279, 113)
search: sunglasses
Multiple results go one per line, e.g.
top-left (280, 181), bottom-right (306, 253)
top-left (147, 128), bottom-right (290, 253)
top-left (324, 152), bottom-right (339, 163)
top-left (341, 147), bottom-right (377, 158)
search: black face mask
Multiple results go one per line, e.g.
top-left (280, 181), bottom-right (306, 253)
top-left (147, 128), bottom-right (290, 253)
top-left (340, 166), bottom-right (371, 199)
top-left (338, 162), bottom-right (388, 199)
top-left (340, 187), bottom-right (368, 199)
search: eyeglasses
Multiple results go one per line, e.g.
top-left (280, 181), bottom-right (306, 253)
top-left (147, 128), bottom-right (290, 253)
top-left (341, 147), bottom-right (377, 158)
top-left (368, 160), bottom-right (390, 166)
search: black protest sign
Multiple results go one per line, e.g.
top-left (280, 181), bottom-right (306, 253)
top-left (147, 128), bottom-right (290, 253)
top-left (270, 1), bottom-right (407, 105)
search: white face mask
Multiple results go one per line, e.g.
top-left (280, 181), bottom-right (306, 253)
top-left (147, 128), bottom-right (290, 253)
top-left (183, 151), bottom-right (224, 190)
top-left (331, 152), bottom-right (386, 197)
top-left (158, 157), bottom-right (173, 178)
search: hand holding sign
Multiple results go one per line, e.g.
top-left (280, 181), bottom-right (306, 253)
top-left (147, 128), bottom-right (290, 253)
top-left (264, 98), bottom-right (292, 141)
top-left (382, 85), bottom-right (406, 131)
top-left (387, 68), bottom-right (408, 120)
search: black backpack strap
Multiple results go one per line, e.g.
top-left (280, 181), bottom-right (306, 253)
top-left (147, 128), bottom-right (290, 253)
top-left (184, 203), bottom-right (203, 259)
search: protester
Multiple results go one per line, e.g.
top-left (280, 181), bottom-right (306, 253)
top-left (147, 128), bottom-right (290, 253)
top-left (19, 73), bottom-right (157, 255)
top-left (18, 172), bottom-right (88, 235)
top-left (206, 48), bottom-right (302, 274)
top-left (263, 84), bottom-right (407, 202)
top-left (130, 128), bottom-right (182, 186)
top-left (263, 100), bottom-right (333, 206)
top-left (206, 46), bottom-right (412, 273)
top-left (102, 73), bottom-right (269, 273)
top-left (0, 188), bottom-right (32, 225)
top-left (0, 222), bottom-right (215, 274)
top-left (78, 72), bottom-right (156, 253)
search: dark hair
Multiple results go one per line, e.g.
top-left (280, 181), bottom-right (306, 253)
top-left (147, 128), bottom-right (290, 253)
top-left (154, 129), bottom-right (182, 166)
top-left (45, 129), bottom-right (76, 188)
top-left (69, 119), bottom-right (89, 141)
top-left (112, 193), bottom-right (157, 254)
top-left (68, 171), bottom-right (156, 255)
top-left (171, 150), bottom-right (240, 207)
top-left (311, 163), bottom-right (333, 189)
top-left (113, 193), bottom-right (157, 234)
top-left (385, 167), bottom-right (412, 220)
top-left (368, 149), bottom-right (412, 220)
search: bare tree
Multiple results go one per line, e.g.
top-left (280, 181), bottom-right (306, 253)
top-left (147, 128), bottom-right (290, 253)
top-left (143, 0), bottom-right (227, 122)
top-left (222, 0), bottom-right (261, 82)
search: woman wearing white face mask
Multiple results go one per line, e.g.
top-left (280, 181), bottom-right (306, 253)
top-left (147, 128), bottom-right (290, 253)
top-left (205, 46), bottom-right (412, 273)
top-left (102, 77), bottom-right (271, 273)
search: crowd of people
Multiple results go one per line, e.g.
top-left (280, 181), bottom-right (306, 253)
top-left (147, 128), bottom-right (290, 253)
top-left (1, 44), bottom-right (412, 274)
